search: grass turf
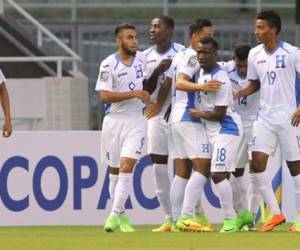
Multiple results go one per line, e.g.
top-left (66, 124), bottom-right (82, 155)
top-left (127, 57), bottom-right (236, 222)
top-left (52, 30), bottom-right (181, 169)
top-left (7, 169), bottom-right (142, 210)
top-left (0, 224), bottom-right (298, 250)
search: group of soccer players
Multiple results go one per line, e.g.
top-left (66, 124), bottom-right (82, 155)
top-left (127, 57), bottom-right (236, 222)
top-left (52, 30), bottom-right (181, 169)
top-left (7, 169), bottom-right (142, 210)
top-left (96, 9), bottom-right (300, 233)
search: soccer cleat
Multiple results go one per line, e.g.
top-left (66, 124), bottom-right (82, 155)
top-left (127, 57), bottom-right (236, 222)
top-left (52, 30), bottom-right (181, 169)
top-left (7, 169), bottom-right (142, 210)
top-left (104, 214), bottom-right (119, 232)
top-left (242, 223), bottom-right (256, 232)
top-left (171, 223), bottom-right (181, 233)
top-left (194, 213), bottom-right (213, 229)
top-left (152, 219), bottom-right (172, 232)
top-left (119, 215), bottom-right (135, 232)
top-left (288, 222), bottom-right (300, 232)
top-left (260, 213), bottom-right (286, 232)
top-left (236, 209), bottom-right (254, 229)
top-left (220, 219), bottom-right (238, 233)
top-left (176, 215), bottom-right (211, 232)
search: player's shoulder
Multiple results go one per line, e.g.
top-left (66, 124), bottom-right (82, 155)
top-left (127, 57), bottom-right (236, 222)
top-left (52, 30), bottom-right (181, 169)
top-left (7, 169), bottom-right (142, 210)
top-left (171, 42), bottom-right (185, 53)
top-left (218, 60), bottom-right (235, 74)
top-left (249, 44), bottom-right (264, 57)
top-left (212, 66), bottom-right (230, 80)
top-left (100, 53), bottom-right (118, 68)
top-left (278, 41), bottom-right (298, 54)
top-left (135, 51), bottom-right (147, 63)
top-left (143, 46), bottom-right (155, 56)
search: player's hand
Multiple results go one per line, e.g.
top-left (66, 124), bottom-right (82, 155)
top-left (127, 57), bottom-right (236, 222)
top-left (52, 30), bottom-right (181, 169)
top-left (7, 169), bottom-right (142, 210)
top-left (156, 59), bottom-right (172, 74)
top-left (134, 90), bottom-right (151, 103)
top-left (188, 108), bottom-right (202, 119)
top-left (291, 108), bottom-right (300, 127)
top-left (3, 119), bottom-right (12, 137)
top-left (144, 103), bottom-right (161, 119)
top-left (198, 80), bottom-right (221, 92)
top-left (232, 91), bottom-right (239, 100)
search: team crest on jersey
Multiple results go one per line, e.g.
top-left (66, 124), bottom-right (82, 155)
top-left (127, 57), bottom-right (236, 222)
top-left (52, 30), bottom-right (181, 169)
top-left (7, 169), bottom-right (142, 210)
top-left (187, 55), bottom-right (197, 67)
top-left (100, 71), bottom-right (109, 82)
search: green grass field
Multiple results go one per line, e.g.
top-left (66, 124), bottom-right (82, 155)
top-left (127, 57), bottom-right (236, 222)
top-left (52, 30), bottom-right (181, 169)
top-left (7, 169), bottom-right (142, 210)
top-left (0, 224), bottom-right (299, 250)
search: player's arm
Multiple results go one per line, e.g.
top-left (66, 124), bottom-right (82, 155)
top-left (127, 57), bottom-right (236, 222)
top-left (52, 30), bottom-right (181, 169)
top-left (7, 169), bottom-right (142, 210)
top-left (100, 90), bottom-right (150, 104)
top-left (143, 59), bottom-right (172, 94)
top-left (144, 76), bottom-right (171, 119)
top-left (291, 49), bottom-right (300, 127)
top-left (234, 80), bottom-right (260, 99)
top-left (189, 106), bottom-right (227, 122)
top-left (176, 72), bottom-right (221, 92)
top-left (0, 82), bottom-right (12, 137)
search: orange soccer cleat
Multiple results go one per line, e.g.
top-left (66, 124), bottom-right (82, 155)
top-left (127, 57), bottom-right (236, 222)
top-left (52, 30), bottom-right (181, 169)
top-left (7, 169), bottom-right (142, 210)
top-left (260, 213), bottom-right (286, 232)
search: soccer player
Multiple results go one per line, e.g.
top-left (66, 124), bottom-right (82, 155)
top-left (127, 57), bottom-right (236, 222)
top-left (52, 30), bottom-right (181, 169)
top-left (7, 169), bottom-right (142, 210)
top-left (96, 23), bottom-right (150, 232)
top-left (163, 19), bottom-right (219, 231)
top-left (188, 37), bottom-right (251, 232)
top-left (235, 9), bottom-right (300, 232)
top-left (222, 44), bottom-right (261, 230)
top-left (0, 69), bottom-right (12, 137)
top-left (143, 16), bottom-right (184, 232)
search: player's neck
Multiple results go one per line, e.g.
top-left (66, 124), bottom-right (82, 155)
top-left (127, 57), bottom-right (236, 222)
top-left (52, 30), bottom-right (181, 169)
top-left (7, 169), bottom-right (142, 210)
top-left (264, 38), bottom-right (280, 53)
top-left (156, 40), bottom-right (172, 54)
top-left (118, 50), bottom-right (134, 65)
top-left (204, 62), bottom-right (219, 74)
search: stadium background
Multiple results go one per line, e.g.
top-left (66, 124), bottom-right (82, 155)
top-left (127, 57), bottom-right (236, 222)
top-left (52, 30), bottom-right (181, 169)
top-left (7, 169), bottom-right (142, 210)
top-left (0, 0), bottom-right (299, 235)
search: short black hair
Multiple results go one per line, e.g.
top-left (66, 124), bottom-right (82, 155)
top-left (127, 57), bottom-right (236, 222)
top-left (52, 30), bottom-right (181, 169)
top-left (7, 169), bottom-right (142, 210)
top-left (156, 15), bottom-right (175, 29)
top-left (233, 43), bottom-right (251, 61)
top-left (199, 36), bottom-right (219, 50)
top-left (189, 19), bottom-right (212, 38)
top-left (256, 9), bottom-right (281, 34)
top-left (115, 23), bottom-right (136, 37)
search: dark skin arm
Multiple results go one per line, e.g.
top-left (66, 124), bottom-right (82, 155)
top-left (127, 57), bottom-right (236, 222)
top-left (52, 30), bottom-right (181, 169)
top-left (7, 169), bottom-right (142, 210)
top-left (0, 82), bottom-right (12, 137)
top-left (234, 79), bottom-right (260, 99)
top-left (143, 59), bottom-right (172, 94)
top-left (144, 76), bottom-right (171, 119)
top-left (189, 106), bottom-right (227, 122)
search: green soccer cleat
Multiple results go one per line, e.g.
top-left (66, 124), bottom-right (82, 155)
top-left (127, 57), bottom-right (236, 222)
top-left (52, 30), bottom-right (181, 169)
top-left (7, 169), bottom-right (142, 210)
top-left (104, 214), bottom-right (119, 232)
top-left (220, 218), bottom-right (238, 233)
top-left (152, 219), bottom-right (172, 232)
top-left (288, 221), bottom-right (300, 232)
top-left (119, 215), bottom-right (135, 232)
top-left (171, 222), bottom-right (181, 233)
top-left (176, 214), bottom-right (211, 232)
top-left (236, 209), bottom-right (254, 230)
top-left (193, 212), bottom-right (213, 229)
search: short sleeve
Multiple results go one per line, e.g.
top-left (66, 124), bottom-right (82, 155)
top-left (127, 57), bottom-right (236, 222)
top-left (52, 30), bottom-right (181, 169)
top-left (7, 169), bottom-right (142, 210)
top-left (178, 52), bottom-right (200, 79)
top-left (0, 70), bottom-right (6, 84)
top-left (247, 49), bottom-right (259, 81)
top-left (293, 48), bottom-right (300, 73)
top-left (95, 60), bottom-right (113, 92)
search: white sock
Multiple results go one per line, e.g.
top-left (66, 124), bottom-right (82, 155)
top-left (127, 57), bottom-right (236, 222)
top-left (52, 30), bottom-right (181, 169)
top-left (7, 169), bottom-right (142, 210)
top-left (253, 172), bottom-right (281, 216)
top-left (109, 174), bottom-right (119, 201)
top-left (170, 175), bottom-right (188, 222)
top-left (293, 174), bottom-right (300, 221)
top-left (153, 164), bottom-right (172, 220)
top-left (215, 179), bottom-right (236, 219)
top-left (111, 173), bottom-right (132, 216)
top-left (181, 172), bottom-right (207, 216)
top-left (235, 175), bottom-right (248, 209)
top-left (229, 175), bottom-right (245, 213)
top-left (194, 199), bottom-right (203, 215)
top-left (248, 173), bottom-right (261, 218)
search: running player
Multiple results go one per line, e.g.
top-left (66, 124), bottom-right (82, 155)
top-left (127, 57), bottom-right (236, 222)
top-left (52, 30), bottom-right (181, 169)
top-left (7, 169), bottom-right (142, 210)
top-left (96, 23), bottom-right (150, 232)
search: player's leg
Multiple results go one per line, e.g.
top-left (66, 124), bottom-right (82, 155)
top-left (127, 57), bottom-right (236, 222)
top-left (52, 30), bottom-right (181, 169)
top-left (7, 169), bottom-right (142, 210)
top-left (148, 117), bottom-right (172, 229)
top-left (109, 167), bottom-right (119, 201)
top-left (280, 124), bottom-right (300, 232)
top-left (251, 121), bottom-right (285, 232)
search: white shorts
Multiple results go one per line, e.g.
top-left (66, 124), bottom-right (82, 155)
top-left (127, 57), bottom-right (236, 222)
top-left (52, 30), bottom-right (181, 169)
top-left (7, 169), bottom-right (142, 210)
top-left (252, 119), bottom-right (300, 161)
top-left (235, 120), bottom-right (254, 169)
top-left (147, 115), bottom-right (168, 155)
top-left (101, 114), bottom-right (147, 167)
top-left (169, 122), bottom-right (211, 160)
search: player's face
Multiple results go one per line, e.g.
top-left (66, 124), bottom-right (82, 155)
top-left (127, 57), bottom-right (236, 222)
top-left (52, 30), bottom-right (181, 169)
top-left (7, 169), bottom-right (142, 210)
top-left (255, 19), bottom-right (276, 44)
top-left (197, 43), bottom-right (217, 71)
top-left (149, 18), bottom-right (172, 45)
top-left (234, 58), bottom-right (247, 77)
top-left (117, 29), bottom-right (138, 56)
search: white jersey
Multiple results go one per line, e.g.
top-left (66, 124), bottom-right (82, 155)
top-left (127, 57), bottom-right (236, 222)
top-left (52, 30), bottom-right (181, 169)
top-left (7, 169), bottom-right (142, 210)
top-left (95, 51), bottom-right (147, 116)
top-left (247, 41), bottom-right (300, 124)
top-left (178, 48), bottom-right (200, 79)
top-left (0, 69), bottom-right (6, 84)
top-left (143, 42), bottom-right (184, 115)
top-left (223, 61), bottom-right (260, 122)
top-left (166, 47), bottom-right (201, 124)
top-left (197, 66), bottom-right (241, 137)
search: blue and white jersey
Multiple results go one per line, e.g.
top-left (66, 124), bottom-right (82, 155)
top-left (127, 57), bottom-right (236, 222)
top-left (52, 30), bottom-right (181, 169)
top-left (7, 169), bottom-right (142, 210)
top-left (0, 69), bottom-right (6, 84)
top-left (143, 42), bottom-right (184, 115)
top-left (178, 48), bottom-right (200, 79)
top-left (247, 41), bottom-right (300, 124)
top-left (223, 61), bottom-right (260, 122)
top-left (95, 51), bottom-right (147, 116)
top-left (166, 47), bottom-right (201, 124)
top-left (197, 66), bottom-right (241, 137)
